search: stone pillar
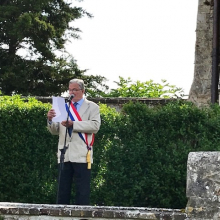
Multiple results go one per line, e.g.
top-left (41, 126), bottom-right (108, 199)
top-left (188, 0), bottom-right (214, 106)
top-left (186, 151), bottom-right (220, 219)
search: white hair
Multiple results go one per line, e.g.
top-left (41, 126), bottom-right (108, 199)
top-left (69, 79), bottom-right (85, 90)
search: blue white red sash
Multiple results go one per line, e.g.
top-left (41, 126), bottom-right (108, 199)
top-left (65, 102), bottom-right (94, 169)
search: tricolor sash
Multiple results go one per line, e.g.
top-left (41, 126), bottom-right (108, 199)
top-left (65, 102), bottom-right (94, 169)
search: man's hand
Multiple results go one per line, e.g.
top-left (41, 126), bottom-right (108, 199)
top-left (61, 120), bottom-right (73, 128)
top-left (47, 109), bottom-right (56, 121)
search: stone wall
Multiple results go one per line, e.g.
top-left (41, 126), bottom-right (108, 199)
top-left (0, 203), bottom-right (186, 220)
top-left (189, 0), bottom-right (214, 106)
top-left (34, 96), bottom-right (177, 112)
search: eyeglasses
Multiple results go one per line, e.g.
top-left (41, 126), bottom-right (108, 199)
top-left (69, 89), bottom-right (82, 92)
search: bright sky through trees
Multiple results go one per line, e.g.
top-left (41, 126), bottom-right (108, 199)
top-left (66, 0), bottom-right (198, 95)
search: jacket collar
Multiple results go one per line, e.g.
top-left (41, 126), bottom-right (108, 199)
top-left (78, 98), bottom-right (89, 116)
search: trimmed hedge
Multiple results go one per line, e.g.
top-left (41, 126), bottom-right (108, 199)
top-left (0, 96), bottom-right (58, 203)
top-left (91, 101), bottom-right (220, 208)
top-left (1, 96), bottom-right (220, 208)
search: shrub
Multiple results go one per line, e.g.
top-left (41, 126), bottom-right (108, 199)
top-left (91, 101), bottom-right (220, 208)
top-left (0, 95), bottom-right (58, 203)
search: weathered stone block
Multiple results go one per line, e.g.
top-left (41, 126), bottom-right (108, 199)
top-left (0, 203), bottom-right (185, 220)
top-left (186, 152), bottom-right (220, 219)
top-left (186, 152), bottom-right (220, 198)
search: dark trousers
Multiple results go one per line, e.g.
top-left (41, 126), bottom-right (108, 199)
top-left (57, 162), bottom-right (91, 205)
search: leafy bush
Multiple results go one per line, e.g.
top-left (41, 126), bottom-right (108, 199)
top-left (91, 101), bottom-right (220, 208)
top-left (102, 76), bottom-right (184, 98)
top-left (0, 95), bottom-right (58, 203)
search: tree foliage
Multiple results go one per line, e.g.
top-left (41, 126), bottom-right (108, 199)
top-left (0, 0), bottom-right (108, 96)
top-left (101, 76), bottom-right (184, 98)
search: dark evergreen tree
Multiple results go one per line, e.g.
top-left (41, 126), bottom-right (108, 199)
top-left (0, 0), bottom-right (108, 96)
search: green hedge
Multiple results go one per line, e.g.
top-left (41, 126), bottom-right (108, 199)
top-left (91, 101), bottom-right (220, 208)
top-left (1, 96), bottom-right (220, 209)
top-left (0, 96), bottom-right (58, 203)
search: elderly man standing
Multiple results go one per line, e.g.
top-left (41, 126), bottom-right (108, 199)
top-left (47, 79), bottom-right (101, 205)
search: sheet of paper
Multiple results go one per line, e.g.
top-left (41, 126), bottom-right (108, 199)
top-left (52, 97), bottom-right (67, 122)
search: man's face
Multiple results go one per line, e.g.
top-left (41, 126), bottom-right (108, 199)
top-left (68, 82), bottom-right (84, 102)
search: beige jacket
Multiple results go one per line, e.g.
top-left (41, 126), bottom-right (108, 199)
top-left (47, 99), bottom-right (101, 163)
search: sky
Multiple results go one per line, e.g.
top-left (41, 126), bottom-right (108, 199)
top-left (65, 0), bottom-right (198, 95)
